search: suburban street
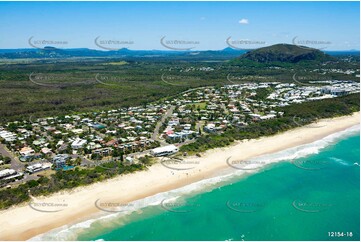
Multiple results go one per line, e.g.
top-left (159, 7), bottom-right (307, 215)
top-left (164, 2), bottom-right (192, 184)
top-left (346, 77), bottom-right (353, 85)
top-left (152, 105), bottom-right (175, 146)
top-left (0, 143), bottom-right (24, 171)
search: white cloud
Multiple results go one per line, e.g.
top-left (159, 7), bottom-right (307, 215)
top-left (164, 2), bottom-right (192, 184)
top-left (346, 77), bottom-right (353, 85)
top-left (239, 18), bottom-right (249, 25)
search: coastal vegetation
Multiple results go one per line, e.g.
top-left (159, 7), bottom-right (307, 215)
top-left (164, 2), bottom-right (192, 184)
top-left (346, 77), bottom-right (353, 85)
top-left (0, 159), bottom-right (152, 209)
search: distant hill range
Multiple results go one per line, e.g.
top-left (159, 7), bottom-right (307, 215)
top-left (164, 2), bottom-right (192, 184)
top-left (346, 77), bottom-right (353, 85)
top-left (0, 47), bottom-right (247, 60)
top-left (237, 44), bottom-right (337, 63)
top-left (0, 44), bottom-right (358, 59)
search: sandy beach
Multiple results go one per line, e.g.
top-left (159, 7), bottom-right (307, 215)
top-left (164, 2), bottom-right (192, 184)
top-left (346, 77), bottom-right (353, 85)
top-left (0, 113), bottom-right (359, 241)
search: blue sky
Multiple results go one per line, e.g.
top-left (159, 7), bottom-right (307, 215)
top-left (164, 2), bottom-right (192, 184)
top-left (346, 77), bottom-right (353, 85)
top-left (0, 1), bottom-right (359, 50)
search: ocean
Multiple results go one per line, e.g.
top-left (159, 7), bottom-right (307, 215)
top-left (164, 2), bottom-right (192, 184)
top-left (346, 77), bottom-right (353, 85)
top-left (32, 126), bottom-right (360, 241)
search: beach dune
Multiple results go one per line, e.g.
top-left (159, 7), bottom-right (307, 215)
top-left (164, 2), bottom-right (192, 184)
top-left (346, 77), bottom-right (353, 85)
top-left (0, 113), bottom-right (359, 240)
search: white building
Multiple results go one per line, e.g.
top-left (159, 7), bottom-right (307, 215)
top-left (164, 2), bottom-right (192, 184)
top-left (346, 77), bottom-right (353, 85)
top-left (0, 169), bottom-right (17, 179)
top-left (204, 123), bottom-right (216, 133)
top-left (19, 147), bottom-right (35, 156)
top-left (151, 145), bottom-right (179, 157)
top-left (71, 129), bottom-right (84, 134)
top-left (260, 114), bottom-right (277, 120)
top-left (0, 169), bottom-right (22, 180)
top-left (125, 156), bottom-right (134, 163)
top-left (71, 138), bottom-right (87, 149)
top-left (26, 163), bottom-right (52, 174)
top-left (0, 131), bottom-right (17, 142)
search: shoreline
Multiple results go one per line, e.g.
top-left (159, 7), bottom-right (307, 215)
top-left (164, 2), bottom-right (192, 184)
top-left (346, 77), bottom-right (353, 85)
top-left (0, 113), bottom-right (359, 240)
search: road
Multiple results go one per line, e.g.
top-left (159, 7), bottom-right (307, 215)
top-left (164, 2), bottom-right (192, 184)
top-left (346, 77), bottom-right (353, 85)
top-left (0, 143), bottom-right (24, 171)
top-left (70, 154), bottom-right (92, 166)
top-left (220, 103), bottom-right (228, 113)
top-left (152, 105), bottom-right (175, 146)
top-left (195, 121), bottom-right (203, 133)
top-left (0, 144), bottom-right (39, 187)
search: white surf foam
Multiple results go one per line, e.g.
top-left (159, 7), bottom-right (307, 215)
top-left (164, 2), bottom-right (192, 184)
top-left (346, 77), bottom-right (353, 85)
top-left (329, 157), bottom-right (351, 166)
top-left (249, 124), bottom-right (359, 164)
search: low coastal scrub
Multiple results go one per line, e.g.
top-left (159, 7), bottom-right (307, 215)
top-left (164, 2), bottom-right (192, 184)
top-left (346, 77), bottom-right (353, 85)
top-left (0, 162), bottom-right (148, 209)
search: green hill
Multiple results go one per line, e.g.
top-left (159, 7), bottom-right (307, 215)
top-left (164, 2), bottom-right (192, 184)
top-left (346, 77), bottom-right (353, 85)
top-left (237, 43), bottom-right (335, 63)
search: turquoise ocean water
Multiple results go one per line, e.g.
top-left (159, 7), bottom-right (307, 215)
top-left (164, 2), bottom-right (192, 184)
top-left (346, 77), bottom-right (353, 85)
top-left (33, 126), bottom-right (360, 241)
